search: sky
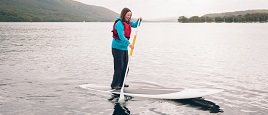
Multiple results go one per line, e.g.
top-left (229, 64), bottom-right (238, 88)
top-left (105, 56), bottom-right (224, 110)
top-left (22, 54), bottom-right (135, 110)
top-left (75, 0), bottom-right (268, 19)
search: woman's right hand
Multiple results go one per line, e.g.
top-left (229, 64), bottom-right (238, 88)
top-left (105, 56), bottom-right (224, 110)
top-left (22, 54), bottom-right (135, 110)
top-left (128, 44), bottom-right (134, 49)
top-left (138, 17), bottom-right (142, 21)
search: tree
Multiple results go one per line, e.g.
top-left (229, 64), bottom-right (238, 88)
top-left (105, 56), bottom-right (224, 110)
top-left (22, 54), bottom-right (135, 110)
top-left (178, 16), bottom-right (188, 23)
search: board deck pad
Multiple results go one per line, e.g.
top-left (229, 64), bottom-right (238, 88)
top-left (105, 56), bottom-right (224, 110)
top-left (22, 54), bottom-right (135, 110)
top-left (79, 83), bottom-right (223, 99)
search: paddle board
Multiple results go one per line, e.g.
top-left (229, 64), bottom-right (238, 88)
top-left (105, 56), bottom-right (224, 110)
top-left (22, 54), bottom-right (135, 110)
top-left (79, 84), bottom-right (223, 99)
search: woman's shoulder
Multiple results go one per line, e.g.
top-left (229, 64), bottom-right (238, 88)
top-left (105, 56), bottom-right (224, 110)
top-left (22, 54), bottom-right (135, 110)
top-left (115, 20), bottom-right (124, 27)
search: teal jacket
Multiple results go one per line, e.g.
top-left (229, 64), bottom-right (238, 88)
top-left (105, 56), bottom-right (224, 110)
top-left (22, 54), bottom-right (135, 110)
top-left (112, 17), bottom-right (140, 51)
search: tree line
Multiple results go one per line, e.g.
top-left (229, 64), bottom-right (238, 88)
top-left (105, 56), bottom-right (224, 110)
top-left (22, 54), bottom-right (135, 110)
top-left (178, 13), bottom-right (268, 23)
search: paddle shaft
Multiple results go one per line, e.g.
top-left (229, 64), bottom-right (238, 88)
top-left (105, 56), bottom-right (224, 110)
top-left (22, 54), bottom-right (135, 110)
top-left (129, 33), bottom-right (137, 56)
top-left (119, 20), bottom-right (141, 102)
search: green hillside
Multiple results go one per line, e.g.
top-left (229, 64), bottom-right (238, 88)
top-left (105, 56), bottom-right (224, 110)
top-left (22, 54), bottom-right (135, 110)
top-left (0, 0), bottom-right (119, 22)
top-left (203, 9), bottom-right (268, 17)
top-left (178, 9), bottom-right (268, 23)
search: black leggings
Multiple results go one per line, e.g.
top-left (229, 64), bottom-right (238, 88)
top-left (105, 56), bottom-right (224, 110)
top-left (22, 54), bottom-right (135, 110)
top-left (111, 48), bottom-right (129, 88)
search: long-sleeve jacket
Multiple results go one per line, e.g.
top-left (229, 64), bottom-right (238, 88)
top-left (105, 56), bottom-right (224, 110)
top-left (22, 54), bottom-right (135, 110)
top-left (112, 17), bottom-right (140, 51)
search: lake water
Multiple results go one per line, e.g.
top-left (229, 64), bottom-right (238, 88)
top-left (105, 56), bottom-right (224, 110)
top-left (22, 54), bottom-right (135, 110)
top-left (0, 22), bottom-right (268, 115)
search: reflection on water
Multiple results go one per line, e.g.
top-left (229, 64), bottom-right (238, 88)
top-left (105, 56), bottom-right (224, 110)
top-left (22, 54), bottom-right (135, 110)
top-left (110, 94), bottom-right (131, 115)
top-left (174, 98), bottom-right (224, 113)
top-left (109, 93), bottom-right (223, 114)
top-left (112, 103), bottom-right (130, 115)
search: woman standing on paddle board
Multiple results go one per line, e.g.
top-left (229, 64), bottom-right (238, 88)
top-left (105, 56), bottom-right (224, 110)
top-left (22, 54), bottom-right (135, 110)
top-left (111, 8), bottom-right (142, 90)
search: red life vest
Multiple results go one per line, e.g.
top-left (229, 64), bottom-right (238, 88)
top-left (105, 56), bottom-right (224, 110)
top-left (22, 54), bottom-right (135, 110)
top-left (112, 20), bottom-right (131, 40)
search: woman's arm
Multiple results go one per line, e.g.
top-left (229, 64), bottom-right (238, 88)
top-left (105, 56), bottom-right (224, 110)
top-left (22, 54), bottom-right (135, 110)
top-left (130, 18), bottom-right (142, 28)
top-left (115, 21), bottom-right (131, 47)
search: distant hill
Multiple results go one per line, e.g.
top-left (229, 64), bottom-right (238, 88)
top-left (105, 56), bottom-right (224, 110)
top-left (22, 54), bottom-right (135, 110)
top-left (149, 10), bottom-right (268, 22)
top-left (178, 9), bottom-right (268, 23)
top-left (0, 0), bottom-right (119, 22)
top-left (203, 9), bottom-right (268, 17)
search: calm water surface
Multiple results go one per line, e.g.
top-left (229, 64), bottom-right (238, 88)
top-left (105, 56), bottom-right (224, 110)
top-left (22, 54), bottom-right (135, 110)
top-left (0, 22), bottom-right (268, 115)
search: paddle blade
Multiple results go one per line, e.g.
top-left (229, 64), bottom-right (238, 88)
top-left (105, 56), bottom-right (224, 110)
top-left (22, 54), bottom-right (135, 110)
top-left (118, 89), bottom-right (125, 102)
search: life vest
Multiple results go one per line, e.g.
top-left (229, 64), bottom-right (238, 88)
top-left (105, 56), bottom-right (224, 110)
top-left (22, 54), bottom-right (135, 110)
top-left (112, 19), bottom-right (131, 40)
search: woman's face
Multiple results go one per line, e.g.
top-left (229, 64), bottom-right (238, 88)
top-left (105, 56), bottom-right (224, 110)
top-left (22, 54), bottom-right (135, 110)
top-left (125, 11), bottom-right (132, 21)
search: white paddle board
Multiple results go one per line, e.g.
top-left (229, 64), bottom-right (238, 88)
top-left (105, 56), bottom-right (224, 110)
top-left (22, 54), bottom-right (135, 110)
top-left (79, 84), bottom-right (223, 99)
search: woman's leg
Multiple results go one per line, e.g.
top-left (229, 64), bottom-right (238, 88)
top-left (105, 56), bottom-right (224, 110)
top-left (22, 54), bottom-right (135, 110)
top-left (119, 50), bottom-right (129, 86)
top-left (111, 48), bottom-right (125, 89)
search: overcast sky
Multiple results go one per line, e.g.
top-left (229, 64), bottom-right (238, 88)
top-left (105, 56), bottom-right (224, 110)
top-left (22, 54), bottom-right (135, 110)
top-left (75, 0), bottom-right (268, 19)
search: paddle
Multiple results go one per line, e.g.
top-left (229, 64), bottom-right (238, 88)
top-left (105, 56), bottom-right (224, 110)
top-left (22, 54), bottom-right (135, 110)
top-left (118, 19), bottom-right (141, 102)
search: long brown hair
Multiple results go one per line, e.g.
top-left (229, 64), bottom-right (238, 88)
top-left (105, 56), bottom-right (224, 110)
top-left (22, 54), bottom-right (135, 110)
top-left (120, 8), bottom-right (132, 22)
